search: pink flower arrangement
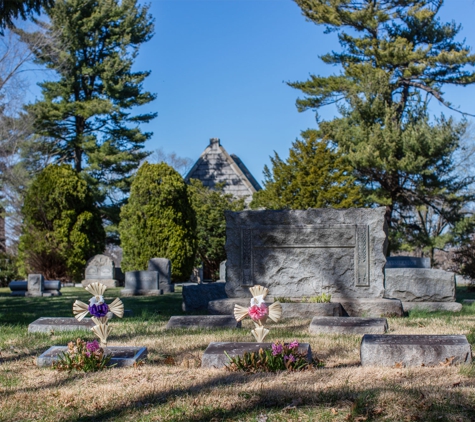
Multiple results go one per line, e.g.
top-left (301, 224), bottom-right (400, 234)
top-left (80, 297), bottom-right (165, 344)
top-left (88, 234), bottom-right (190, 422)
top-left (248, 303), bottom-right (268, 322)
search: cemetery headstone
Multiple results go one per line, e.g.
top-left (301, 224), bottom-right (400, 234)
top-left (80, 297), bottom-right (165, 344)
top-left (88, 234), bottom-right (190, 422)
top-left (121, 271), bottom-right (161, 296)
top-left (25, 274), bottom-right (44, 297)
top-left (224, 208), bottom-right (388, 300)
top-left (82, 254), bottom-right (118, 288)
top-left (201, 342), bottom-right (312, 369)
top-left (165, 315), bottom-right (241, 330)
top-left (219, 260), bottom-right (226, 281)
top-left (360, 334), bottom-right (472, 367)
top-left (148, 258), bottom-right (174, 293)
top-left (28, 317), bottom-right (95, 333)
top-left (182, 282), bottom-right (228, 311)
top-left (37, 346), bottom-right (147, 368)
top-left (385, 256), bottom-right (430, 269)
top-left (309, 316), bottom-right (388, 335)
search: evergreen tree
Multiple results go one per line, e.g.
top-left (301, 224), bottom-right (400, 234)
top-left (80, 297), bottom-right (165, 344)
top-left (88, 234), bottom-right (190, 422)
top-left (0, 0), bottom-right (53, 34)
top-left (20, 0), bottom-right (156, 238)
top-left (291, 0), bottom-right (475, 254)
top-left (119, 162), bottom-right (197, 282)
top-left (188, 179), bottom-right (245, 280)
top-left (17, 164), bottom-right (105, 282)
top-left (250, 129), bottom-right (364, 210)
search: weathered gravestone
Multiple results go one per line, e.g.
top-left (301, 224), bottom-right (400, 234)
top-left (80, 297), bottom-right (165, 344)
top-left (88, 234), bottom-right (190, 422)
top-left (10, 279), bottom-right (62, 297)
top-left (201, 342), bottom-right (312, 369)
top-left (219, 260), bottom-right (227, 281)
top-left (121, 271), bottom-right (160, 296)
top-left (360, 334), bottom-right (472, 367)
top-left (37, 346), bottom-right (147, 368)
top-left (182, 282), bottom-right (227, 311)
top-left (28, 317), bottom-right (95, 333)
top-left (165, 315), bottom-right (241, 330)
top-left (309, 317), bottom-right (388, 335)
top-left (25, 274), bottom-right (44, 297)
top-left (385, 256), bottom-right (430, 269)
top-left (148, 258), bottom-right (174, 293)
top-left (82, 255), bottom-right (118, 288)
top-left (225, 208), bottom-right (387, 300)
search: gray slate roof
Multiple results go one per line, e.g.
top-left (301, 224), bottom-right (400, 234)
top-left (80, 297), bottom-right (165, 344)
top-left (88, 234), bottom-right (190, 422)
top-left (185, 138), bottom-right (261, 201)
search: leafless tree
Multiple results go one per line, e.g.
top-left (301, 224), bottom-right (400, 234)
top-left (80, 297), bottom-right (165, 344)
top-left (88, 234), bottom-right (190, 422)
top-left (149, 147), bottom-right (194, 177)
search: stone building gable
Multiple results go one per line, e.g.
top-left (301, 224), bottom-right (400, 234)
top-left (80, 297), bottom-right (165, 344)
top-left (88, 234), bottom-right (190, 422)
top-left (185, 138), bottom-right (261, 201)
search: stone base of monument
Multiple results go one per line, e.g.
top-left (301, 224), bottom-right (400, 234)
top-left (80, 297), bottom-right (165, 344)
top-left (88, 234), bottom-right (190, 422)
top-left (338, 298), bottom-right (404, 317)
top-left (201, 342), bottom-right (312, 369)
top-left (82, 278), bottom-right (118, 288)
top-left (37, 346), bottom-right (147, 368)
top-left (309, 317), bottom-right (388, 335)
top-left (28, 317), bottom-right (95, 333)
top-left (121, 288), bottom-right (161, 296)
top-left (165, 315), bottom-right (241, 330)
top-left (208, 298), bottom-right (343, 318)
top-left (402, 302), bottom-right (463, 312)
top-left (360, 334), bottom-right (472, 367)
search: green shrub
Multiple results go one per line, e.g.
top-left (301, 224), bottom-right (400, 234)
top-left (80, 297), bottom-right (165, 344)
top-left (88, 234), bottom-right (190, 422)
top-left (0, 253), bottom-right (19, 287)
top-left (53, 339), bottom-right (112, 372)
top-left (17, 164), bottom-right (105, 282)
top-left (225, 340), bottom-right (320, 373)
top-left (119, 162), bottom-right (197, 281)
top-left (188, 180), bottom-right (244, 280)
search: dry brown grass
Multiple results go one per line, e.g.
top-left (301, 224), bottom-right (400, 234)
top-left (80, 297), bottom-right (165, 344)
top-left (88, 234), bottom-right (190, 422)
top-left (0, 289), bottom-right (474, 421)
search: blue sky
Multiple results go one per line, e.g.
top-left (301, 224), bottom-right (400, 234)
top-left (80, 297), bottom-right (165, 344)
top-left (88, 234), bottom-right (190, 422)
top-left (28, 0), bottom-right (475, 184)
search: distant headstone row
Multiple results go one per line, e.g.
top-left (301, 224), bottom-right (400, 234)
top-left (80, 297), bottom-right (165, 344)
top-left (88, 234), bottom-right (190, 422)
top-left (9, 274), bottom-right (62, 297)
top-left (121, 258), bottom-right (174, 296)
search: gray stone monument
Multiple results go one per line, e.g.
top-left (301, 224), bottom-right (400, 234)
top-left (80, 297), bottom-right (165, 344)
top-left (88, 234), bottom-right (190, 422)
top-left (360, 334), bottom-right (472, 367)
top-left (82, 254), bottom-right (118, 288)
top-left (121, 271), bottom-right (160, 296)
top-left (385, 256), bottom-right (430, 269)
top-left (28, 317), bottom-right (95, 333)
top-left (219, 260), bottom-right (226, 281)
top-left (309, 317), bottom-right (388, 335)
top-left (224, 208), bottom-right (388, 300)
top-left (148, 258), bottom-right (174, 293)
top-left (165, 315), bottom-right (241, 330)
top-left (25, 274), bottom-right (44, 297)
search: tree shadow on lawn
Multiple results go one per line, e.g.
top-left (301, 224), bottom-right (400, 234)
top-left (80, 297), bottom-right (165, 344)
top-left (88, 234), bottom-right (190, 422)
top-left (66, 371), bottom-right (475, 422)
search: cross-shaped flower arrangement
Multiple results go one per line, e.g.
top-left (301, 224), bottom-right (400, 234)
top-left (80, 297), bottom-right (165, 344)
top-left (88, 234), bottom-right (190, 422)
top-left (233, 285), bottom-right (282, 342)
top-left (72, 282), bottom-right (124, 346)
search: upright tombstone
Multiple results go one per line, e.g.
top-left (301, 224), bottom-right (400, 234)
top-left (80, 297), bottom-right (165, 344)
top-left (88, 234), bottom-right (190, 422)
top-left (225, 208), bottom-right (388, 300)
top-left (82, 254), bottom-right (118, 288)
top-left (25, 274), bottom-right (44, 297)
top-left (219, 260), bottom-right (227, 282)
top-left (148, 258), bottom-right (174, 293)
top-left (121, 271), bottom-right (160, 296)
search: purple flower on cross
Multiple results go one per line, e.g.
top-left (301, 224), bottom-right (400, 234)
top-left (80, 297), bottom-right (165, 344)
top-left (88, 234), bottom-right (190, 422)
top-left (88, 303), bottom-right (109, 318)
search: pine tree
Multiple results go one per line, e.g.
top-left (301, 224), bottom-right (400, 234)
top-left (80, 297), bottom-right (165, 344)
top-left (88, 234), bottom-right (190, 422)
top-left (17, 164), bottom-right (105, 282)
top-left (0, 0), bottom-right (53, 34)
top-left (291, 0), bottom-right (475, 254)
top-left (251, 129), bottom-right (364, 210)
top-left (20, 0), bottom-right (156, 238)
top-left (119, 163), bottom-right (197, 282)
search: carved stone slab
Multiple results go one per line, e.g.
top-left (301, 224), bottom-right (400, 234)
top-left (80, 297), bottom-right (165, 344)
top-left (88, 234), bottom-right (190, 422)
top-left (148, 258), bottom-right (172, 284)
top-left (121, 271), bottom-right (160, 296)
top-left (309, 317), bottom-right (388, 335)
top-left (82, 254), bottom-right (117, 288)
top-left (385, 256), bottom-right (430, 269)
top-left (225, 208), bottom-right (387, 299)
top-left (37, 346), bottom-right (148, 368)
top-left (360, 334), bottom-right (472, 367)
top-left (28, 317), bottom-right (95, 333)
top-left (384, 268), bottom-right (456, 302)
top-left (182, 283), bottom-right (227, 311)
top-left (26, 274), bottom-right (44, 297)
top-left (201, 342), bottom-right (312, 369)
top-left (165, 315), bottom-right (241, 330)
top-left (402, 302), bottom-right (462, 313)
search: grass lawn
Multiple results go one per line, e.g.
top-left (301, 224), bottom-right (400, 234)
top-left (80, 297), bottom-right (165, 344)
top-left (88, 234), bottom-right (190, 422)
top-left (0, 286), bottom-right (474, 422)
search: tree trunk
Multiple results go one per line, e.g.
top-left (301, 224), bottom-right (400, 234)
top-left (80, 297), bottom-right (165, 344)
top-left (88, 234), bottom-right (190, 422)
top-left (0, 205), bottom-right (6, 253)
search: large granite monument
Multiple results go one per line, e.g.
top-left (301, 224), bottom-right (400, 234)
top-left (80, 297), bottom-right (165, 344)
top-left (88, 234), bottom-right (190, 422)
top-left (225, 208), bottom-right (388, 300)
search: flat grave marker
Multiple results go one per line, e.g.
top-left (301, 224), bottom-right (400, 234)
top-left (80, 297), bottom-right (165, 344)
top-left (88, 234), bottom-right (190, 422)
top-left (37, 346), bottom-right (147, 368)
top-left (28, 317), bottom-right (95, 333)
top-left (165, 315), bottom-right (241, 330)
top-left (201, 342), bottom-right (312, 369)
top-left (309, 317), bottom-right (388, 335)
top-left (360, 334), bottom-right (472, 367)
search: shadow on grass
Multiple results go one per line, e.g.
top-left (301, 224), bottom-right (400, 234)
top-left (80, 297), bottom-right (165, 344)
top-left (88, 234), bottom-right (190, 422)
top-left (63, 370), bottom-right (475, 422)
